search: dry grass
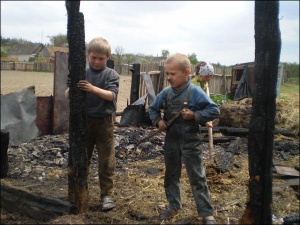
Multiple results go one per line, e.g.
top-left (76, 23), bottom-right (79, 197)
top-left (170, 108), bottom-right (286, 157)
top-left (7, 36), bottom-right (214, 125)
top-left (275, 99), bottom-right (299, 135)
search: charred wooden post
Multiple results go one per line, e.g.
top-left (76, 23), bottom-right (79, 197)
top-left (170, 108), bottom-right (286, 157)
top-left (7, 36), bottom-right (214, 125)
top-left (1, 130), bottom-right (9, 178)
top-left (130, 63), bottom-right (141, 104)
top-left (65, 1), bottom-right (88, 213)
top-left (240, 1), bottom-right (281, 224)
top-left (106, 59), bottom-right (115, 69)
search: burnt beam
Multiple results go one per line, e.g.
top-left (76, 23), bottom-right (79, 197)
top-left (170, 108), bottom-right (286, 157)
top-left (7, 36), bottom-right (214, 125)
top-left (240, 1), bottom-right (281, 224)
top-left (66, 0), bottom-right (88, 214)
top-left (130, 63), bottom-right (141, 105)
top-left (1, 181), bottom-right (75, 221)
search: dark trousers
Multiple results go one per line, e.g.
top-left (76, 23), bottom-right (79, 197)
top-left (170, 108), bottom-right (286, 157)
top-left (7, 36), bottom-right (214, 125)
top-left (164, 122), bottom-right (214, 217)
top-left (87, 115), bottom-right (115, 197)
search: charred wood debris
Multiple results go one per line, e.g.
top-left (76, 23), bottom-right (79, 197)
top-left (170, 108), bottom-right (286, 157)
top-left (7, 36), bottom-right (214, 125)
top-left (5, 125), bottom-right (299, 182)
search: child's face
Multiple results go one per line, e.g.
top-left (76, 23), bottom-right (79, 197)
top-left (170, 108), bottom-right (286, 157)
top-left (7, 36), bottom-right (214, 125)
top-left (200, 75), bottom-right (213, 83)
top-left (87, 52), bottom-right (108, 70)
top-left (165, 61), bottom-right (190, 90)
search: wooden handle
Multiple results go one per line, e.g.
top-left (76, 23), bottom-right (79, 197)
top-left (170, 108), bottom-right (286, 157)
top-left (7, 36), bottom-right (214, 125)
top-left (206, 82), bottom-right (214, 163)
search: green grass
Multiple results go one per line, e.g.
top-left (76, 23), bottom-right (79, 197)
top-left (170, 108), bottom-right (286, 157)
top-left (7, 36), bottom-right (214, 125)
top-left (279, 83), bottom-right (299, 102)
top-left (280, 83), bottom-right (299, 94)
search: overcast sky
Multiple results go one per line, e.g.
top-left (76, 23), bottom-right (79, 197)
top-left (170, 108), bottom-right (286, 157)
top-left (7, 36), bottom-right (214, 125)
top-left (1, 1), bottom-right (299, 66)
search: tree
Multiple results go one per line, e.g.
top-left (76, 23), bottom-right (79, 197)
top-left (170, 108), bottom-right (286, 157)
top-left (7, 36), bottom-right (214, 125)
top-left (48, 34), bottom-right (68, 47)
top-left (1, 45), bottom-right (10, 57)
top-left (123, 53), bottom-right (136, 65)
top-left (161, 49), bottom-right (169, 57)
top-left (114, 45), bottom-right (124, 66)
top-left (187, 53), bottom-right (198, 65)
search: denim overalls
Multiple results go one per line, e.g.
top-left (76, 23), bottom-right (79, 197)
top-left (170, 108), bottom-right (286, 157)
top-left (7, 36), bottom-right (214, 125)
top-left (163, 83), bottom-right (214, 217)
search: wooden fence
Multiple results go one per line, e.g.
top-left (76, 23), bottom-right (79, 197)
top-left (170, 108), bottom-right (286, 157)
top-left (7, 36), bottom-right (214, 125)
top-left (138, 65), bottom-right (232, 99)
top-left (1, 61), bottom-right (54, 71)
top-left (1, 60), bottom-right (231, 95)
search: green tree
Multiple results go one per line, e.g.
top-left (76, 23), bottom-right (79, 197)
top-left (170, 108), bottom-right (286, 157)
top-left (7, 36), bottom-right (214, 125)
top-left (161, 49), bottom-right (170, 57)
top-left (1, 45), bottom-right (10, 57)
top-left (48, 34), bottom-right (68, 46)
top-left (187, 53), bottom-right (198, 65)
top-left (123, 53), bottom-right (136, 65)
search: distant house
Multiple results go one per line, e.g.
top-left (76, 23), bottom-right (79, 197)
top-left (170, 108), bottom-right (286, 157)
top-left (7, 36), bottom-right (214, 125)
top-left (7, 43), bottom-right (50, 62)
top-left (46, 46), bottom-right (69, 63)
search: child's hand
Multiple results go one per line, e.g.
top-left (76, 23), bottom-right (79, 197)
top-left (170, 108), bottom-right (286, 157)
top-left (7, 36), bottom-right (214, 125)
top-left (181, 108), bottom-right (194, 120)
top-left (157, 120), bottom-right (167, 131)
top-left (205, 121), bottom-right (213, 128)
top-left (77, 80), bottom-right (95, 93)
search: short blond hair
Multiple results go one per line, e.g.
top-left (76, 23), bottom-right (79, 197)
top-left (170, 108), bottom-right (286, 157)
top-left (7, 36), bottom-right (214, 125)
top-left (165, 53), bottom-right (191, 72)
top-left (86, 37), bottom-right (111, 58)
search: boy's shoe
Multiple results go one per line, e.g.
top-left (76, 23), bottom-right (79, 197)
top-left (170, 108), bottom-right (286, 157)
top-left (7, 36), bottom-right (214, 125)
top-left (101, 196), bottom-right (115, 211)
top-left (204, 217), bottom-right (217, 224)
top-left (158, 208), bottom-right (179, 220)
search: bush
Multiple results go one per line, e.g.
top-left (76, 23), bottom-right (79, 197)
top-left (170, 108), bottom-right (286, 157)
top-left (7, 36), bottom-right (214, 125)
top-left (210, 94), bottom-right (233, 105)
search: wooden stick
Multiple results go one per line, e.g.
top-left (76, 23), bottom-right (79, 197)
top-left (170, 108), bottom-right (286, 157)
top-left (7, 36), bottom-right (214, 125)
top-left (206, 83), bottom-right (214, 164)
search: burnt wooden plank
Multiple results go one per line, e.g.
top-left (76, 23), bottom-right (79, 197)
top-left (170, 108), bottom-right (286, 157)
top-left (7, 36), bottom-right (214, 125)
top-left (0, 181), bottom-right (75, 221)
top-left (201, 136), bottom-right (238, 143)
top-left (66, 0), bottom-right (88, 214)
top-left (199, 127), bottom-right (295, 137)
top-left (215, 137), bottom-right (241, 172)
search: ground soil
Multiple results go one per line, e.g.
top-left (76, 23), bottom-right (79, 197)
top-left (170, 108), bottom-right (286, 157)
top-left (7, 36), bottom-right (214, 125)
top-left (1, 70), bottom-right (299, 224)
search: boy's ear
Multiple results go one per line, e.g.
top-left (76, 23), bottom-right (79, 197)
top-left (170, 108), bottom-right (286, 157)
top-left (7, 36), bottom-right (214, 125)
top-left (185, 68), bottom-right (191, 76)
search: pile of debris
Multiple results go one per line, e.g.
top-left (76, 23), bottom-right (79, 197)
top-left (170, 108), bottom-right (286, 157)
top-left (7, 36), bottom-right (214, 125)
top-left (6, 125), bottom-right (232, 182)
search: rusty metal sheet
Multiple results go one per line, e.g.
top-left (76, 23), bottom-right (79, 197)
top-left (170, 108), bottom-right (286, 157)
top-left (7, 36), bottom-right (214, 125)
top-left (53, 52), bottom-right (70, 134)
top-left (1, 86), bottom-right (39, 146)
top-left (274, 166), bottom-right (300, 177)
top-left (36, 96), bottom-right (53, 136)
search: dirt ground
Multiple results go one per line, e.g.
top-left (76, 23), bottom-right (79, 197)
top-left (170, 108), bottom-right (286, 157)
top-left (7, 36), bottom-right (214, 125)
top-left (1, 70), bottom-right (299, 224)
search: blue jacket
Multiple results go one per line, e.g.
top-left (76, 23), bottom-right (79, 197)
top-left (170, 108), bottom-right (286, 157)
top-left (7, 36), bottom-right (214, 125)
top-left (149, 78), bottom-right (220, 126)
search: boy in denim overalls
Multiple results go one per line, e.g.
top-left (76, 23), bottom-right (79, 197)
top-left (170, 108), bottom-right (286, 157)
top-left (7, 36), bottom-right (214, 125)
top-left (149, 53), bottom-right (219, 224)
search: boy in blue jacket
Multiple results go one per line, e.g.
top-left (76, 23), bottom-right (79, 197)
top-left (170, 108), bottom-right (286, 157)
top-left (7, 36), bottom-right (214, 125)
top-left (149, 53), bottom-right (219, 224)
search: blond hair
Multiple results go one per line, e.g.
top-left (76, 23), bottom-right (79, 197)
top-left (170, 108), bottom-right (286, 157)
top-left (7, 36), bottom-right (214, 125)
top-left (86, 37), bottom-right (111, 58)
top-left (165, 53), bottom-right (191, 72)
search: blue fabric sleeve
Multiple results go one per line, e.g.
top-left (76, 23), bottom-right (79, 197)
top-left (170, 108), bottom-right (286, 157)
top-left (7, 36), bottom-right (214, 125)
top-left (188, 86), bottom-right (220, 124)
top-left (148, 87), bottom-right (169, 126)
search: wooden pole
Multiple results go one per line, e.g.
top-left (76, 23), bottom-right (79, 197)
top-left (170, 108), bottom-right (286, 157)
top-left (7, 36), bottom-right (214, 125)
top-left (66, 0), bottom-right (88, 213)
top-left (130, 63), bottom-right (141, 105)
top-left (240, 1), bottom-right (281, 224)
top-left (205, 83), bottom-right (214, 164)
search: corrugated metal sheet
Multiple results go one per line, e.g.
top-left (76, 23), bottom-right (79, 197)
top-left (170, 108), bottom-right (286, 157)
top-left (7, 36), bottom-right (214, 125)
top-left (1, 86), bottom-right (39, 146)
